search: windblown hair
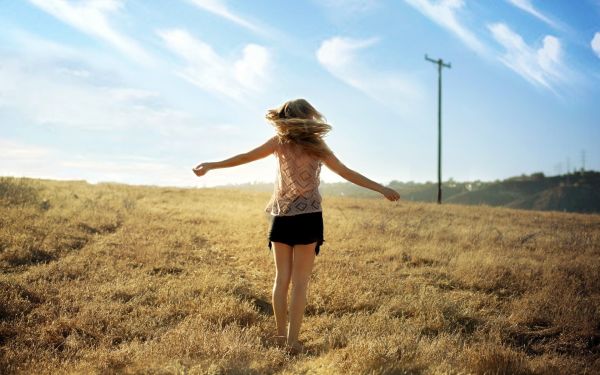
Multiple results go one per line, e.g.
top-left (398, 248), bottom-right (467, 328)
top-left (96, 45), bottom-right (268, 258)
top-left (265, 98), bottom-right (332, 158)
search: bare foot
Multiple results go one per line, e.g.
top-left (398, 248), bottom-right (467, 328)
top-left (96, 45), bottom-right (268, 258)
top-left (285, 341), bottom-right (304, 355)
top-left (270, 335), bottom-right (286, 348)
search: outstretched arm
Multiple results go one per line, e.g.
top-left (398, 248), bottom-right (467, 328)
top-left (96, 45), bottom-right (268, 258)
top-left (192, 136), bottom-right (276, 177)
top-left (322, 150), bottom-right (400, 201)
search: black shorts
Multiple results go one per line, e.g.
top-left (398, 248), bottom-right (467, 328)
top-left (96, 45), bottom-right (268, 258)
top-left (268, 211), bottom-right (324, 256)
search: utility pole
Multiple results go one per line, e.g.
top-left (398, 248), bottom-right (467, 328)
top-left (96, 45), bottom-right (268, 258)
top-left (566, 157), bottom-right (570, 185)
top-left (425, 54), bottom-right (451, 204)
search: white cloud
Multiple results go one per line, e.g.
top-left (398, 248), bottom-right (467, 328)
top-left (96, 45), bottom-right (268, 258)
top-left (27, 0), bottom-right (153, 64)
top-left (316, 36), bottom-right (423, 112)
top-left (488, 23), bottom-right (567, 91)
top-left (505, 0), bottom-right (558, 29)
top-left (0, 30), bottom-right (201, 137)
top-left (0, 51), bottom-right (255, 187)
top-left (187, 0), bottom-right (264, 35)
top-left (0, 139), bottom-right (52, 159)
top-left (233, 45), bottom-right (270, 88)
top-left (0, 58), bottom-right (191, 131)
top-left (317, 36), bottom-right (379, 70)
top-left (6, 28), bottom-right (127, 78)
top-left (403, 0), bottom-right (487, 54)
top-left (592, 32), bottom-right (600, 59)
top-left (0, 31), bottom-right (278, 187)
top-left (158, 29), bottom-right (271, 101)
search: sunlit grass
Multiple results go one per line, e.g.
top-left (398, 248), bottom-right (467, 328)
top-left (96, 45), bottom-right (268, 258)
top-left (1, 176), bottom-right (599, 374)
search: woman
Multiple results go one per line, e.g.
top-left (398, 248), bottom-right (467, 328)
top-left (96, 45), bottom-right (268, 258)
top-left (192, 98), bottom-right (400, 355)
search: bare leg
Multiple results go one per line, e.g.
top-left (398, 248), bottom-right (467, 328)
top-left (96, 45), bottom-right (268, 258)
top-left (287, 242), bottom-right (316, 346)
top-left (271, 242), bottom-right (293, 337)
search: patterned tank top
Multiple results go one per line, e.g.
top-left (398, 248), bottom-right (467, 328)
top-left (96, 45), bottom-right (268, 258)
top-left (265, 139), bottom-right (323, 216)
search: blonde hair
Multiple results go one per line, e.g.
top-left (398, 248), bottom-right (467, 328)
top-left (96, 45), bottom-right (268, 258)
top-left (265, 98), bottom-right (332, 158)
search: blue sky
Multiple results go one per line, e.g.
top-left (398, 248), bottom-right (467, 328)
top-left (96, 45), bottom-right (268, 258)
top-left (1, 0), bottom-right (599, 188)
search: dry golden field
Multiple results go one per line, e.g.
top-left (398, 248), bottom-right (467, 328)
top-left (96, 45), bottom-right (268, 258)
top-left (1, 176), bottom-right (599, 374)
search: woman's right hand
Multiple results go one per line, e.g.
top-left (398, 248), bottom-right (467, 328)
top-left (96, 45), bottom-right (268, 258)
top-left (381, 187), bottom-right (400, 201)
top-left (192, 163), bottom-right (211, 177)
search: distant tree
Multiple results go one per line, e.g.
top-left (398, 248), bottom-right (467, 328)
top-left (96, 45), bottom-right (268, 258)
top-left (530, 172), bottom-right (545, 180)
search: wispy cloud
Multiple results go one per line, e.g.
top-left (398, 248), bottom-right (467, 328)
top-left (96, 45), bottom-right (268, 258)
top-left (316, 36), bottom-right (423, 112)
top-left (592, 32), bottom-right (600, 59)
top-left (0, 139), bottom-right (52, 160)
top-left (27, 0), bottom-right (153, 64)
top-left (505, 0), bottom-right (559, 29)
top-left (187, 0), bottom-right (265, 35)
top-left (403, 0), bottom-right (487, 55)
top-left (0, 29), bottom-right (201, 137)
top-left (0, 30), bottom-right (274, 186)
top-left (0, 56), bottom-right (191, 131)
top-left (488, 22), bottom-right (568, 92)
top-left (158, 28), bottom-right (271, 101)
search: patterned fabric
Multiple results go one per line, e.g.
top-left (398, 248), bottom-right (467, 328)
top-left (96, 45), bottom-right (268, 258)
top-left (265, 139), bottom-right (323, 216)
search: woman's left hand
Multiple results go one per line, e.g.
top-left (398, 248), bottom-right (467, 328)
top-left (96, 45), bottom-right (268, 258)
top-left (192, 163), bottom-right (210, 177)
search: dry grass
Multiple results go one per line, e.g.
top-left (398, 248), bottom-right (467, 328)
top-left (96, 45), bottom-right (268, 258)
top-left (1, 176), bottom-right (599, 374)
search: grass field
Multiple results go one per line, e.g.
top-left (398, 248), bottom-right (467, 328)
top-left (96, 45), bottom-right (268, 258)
top-left (1, 176), bottom-right (599, 374)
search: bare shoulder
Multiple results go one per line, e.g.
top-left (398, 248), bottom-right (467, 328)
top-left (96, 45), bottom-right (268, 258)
top-left (320, 145), bottom-right (345, 172)
top-left (265, 136), bottom-right (280, 155)
top-left (242, 136), bottom-right (279, 161)
top-left (267, 135), bottom-right (279, 143)
top-left (267, 135), bottom-right (281, 153)
top-left (320, 142), bottom-right (336, 161)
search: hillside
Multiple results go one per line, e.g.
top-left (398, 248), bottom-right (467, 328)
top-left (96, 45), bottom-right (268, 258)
top-left (443, 172), bottom-right (600, 213)
top-left (222, 171), bottom-right (600, 214)
top-left (1, 176), bottom-right (599, 374)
